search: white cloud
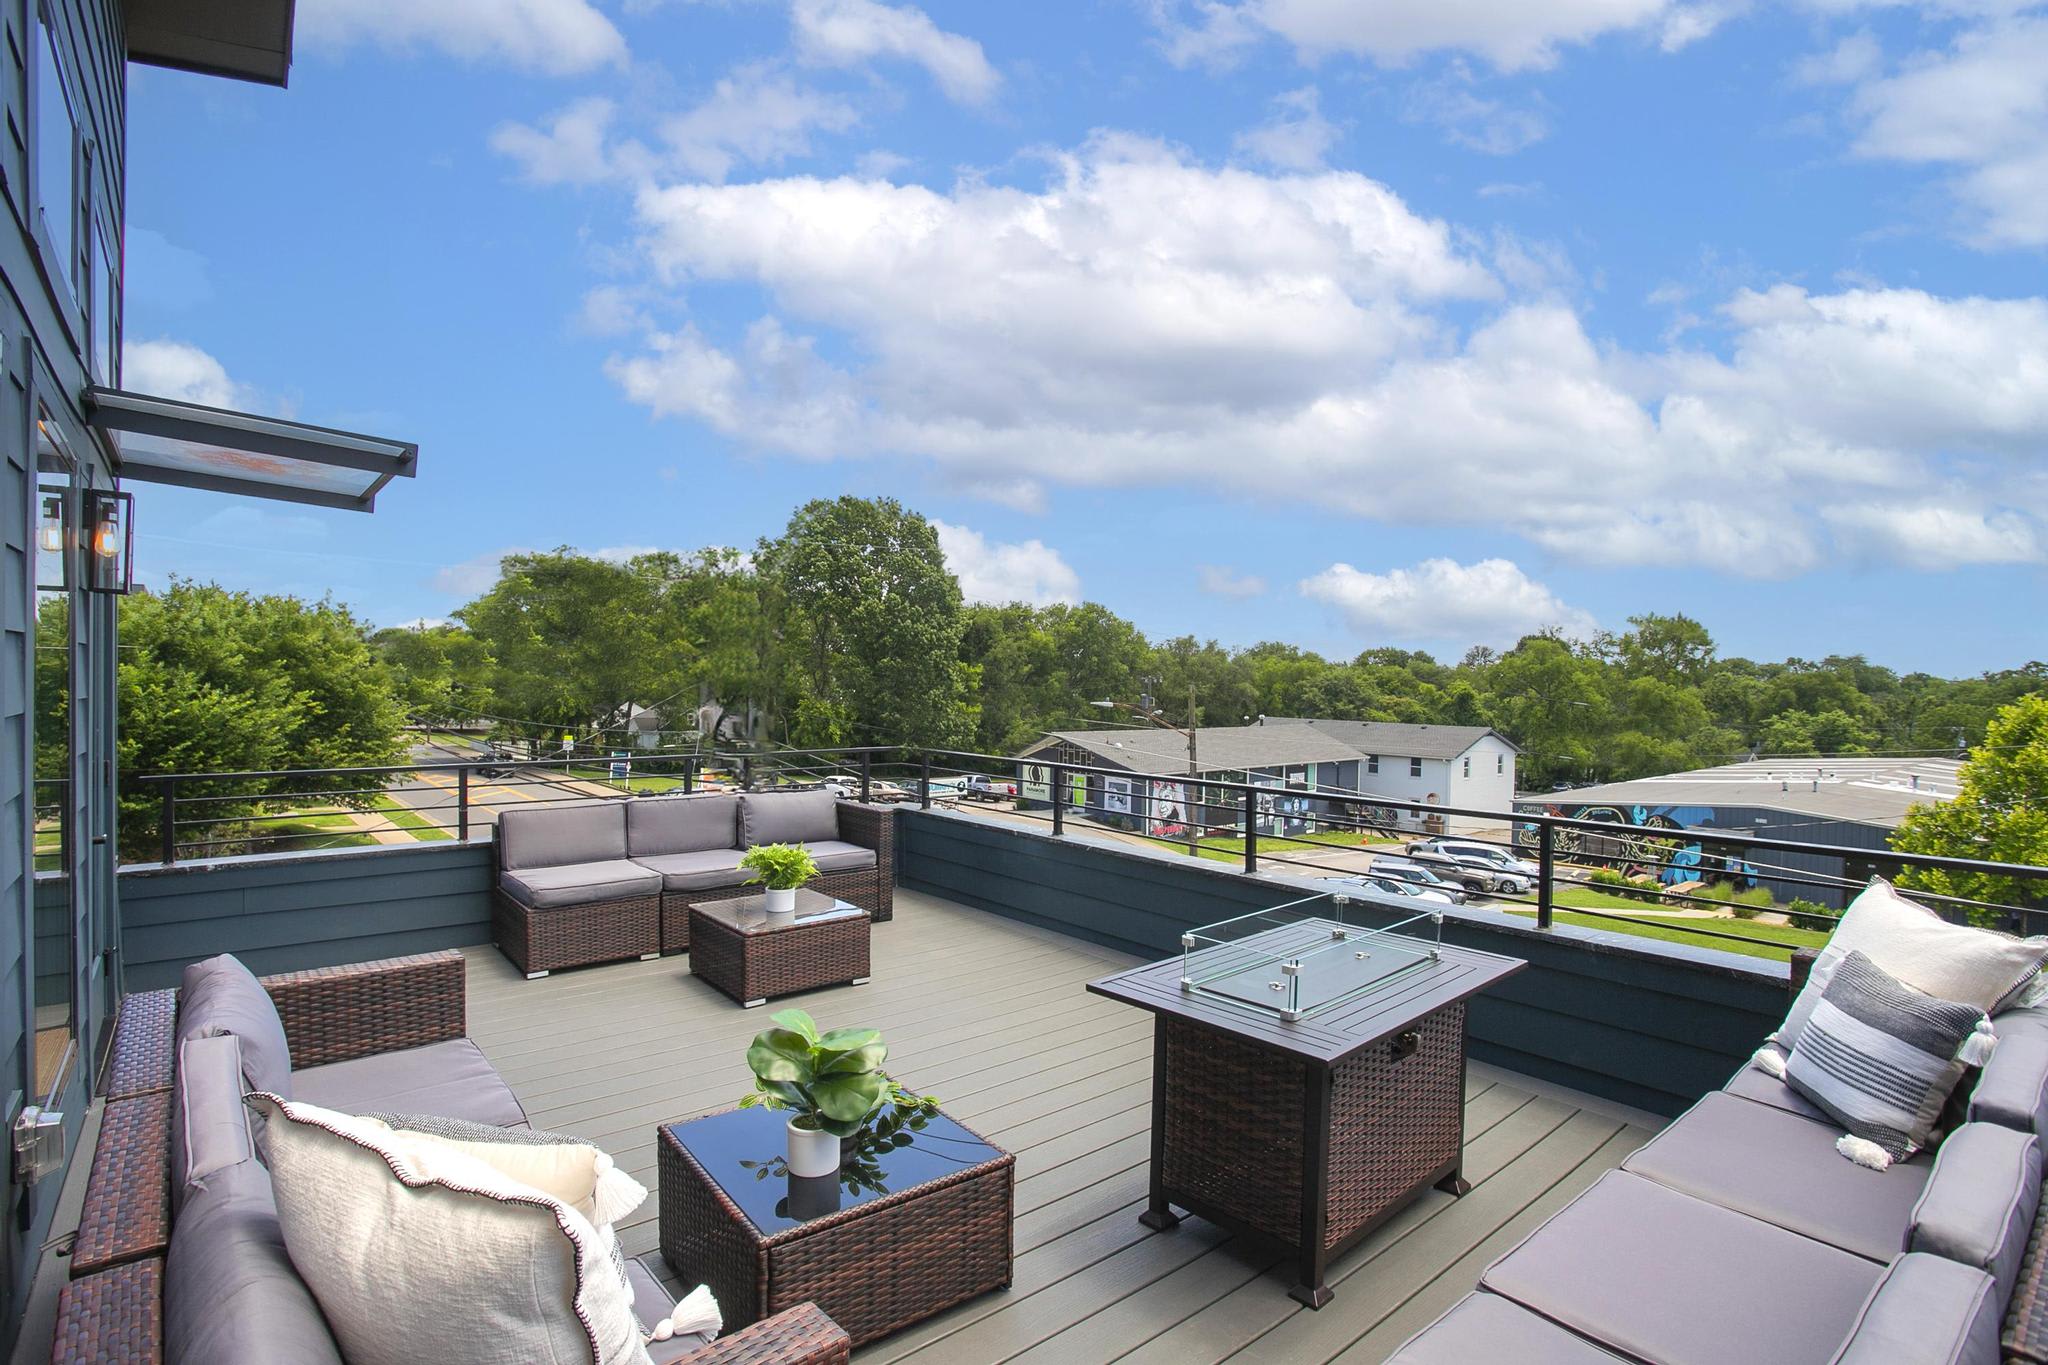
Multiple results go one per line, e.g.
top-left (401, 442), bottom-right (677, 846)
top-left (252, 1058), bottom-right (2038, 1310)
top-left (1301, 558), bottom-right (1596, 647)
top-left (661, 65), bottom-right (860, 182)
top-left (434, 548), bottom-right (525, 597)
top-left (1198, 565), bottom-right (1267, 599)
top-left (601, 134), bottom-right (2048, 577)
top-left (1403, 64), bottom-right (1550, 154)
top-left (297, 0), bottom-right (625, 76)
top-left (1793, 30), bottom-right (1882, 86)
top-left (1837, 15), bottom-right (2048, 247)
top-left (491, 98), bottom-right (624, 186)
top-left (1823, 502), bottom-right (2041, 567)
top-left (932, 521), bottom-right (1081, 606)
top-left (1151, 0), bottom-right (1677, 73)
top-left (1235, 86), bottom-right (1340, 170)
top-left (389, 617), bottom-right (452, 631)
top-left (791, 0), bottom-right (1000, 103)
top-left (122, 338), bottom-right (249, 408)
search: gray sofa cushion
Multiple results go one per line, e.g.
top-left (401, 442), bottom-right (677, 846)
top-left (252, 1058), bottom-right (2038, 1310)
top-left (1828, 1253), bottom-right (2001, 1365)
top-left (739, 791), bottom-right (840, 847)
top-left (802, 839), bottom-right (877, 875)
top-left (498, 803), bottom-right (627, 871)
top-left (1480, 1171), bottom-right (1885, 1365)
top-left (178, 954), bottom-right (292, 1099)
top-left (1387, 1291), bottom-right (1627, 1364)
top-left (166, 1148), bottom-right (343, 1365)
top-left (631, 849), bottom-right (750, 893)
top-left (173, 1035), bottom-right (255, 1214)
top-left (500, 859), bottom-right (661, 910)
top-left (626, 1253), bottom-right (717, 1364)
top-left (1724, 1046), bottom-right (1832, 1125)
top-left (1908, 1122), bottom-right (2041, 1306)
top-left (627, 795), bottom-right (739, 857)
top-left (1995, 1006), bottom-right (2048, 1048)
top-left (291, 1038), bottom-right (530, 1129)
top-left (1970, 1034), bottom-right (2048, 1135)
top-left (1622, 1090), bottom-right (1931, 1261)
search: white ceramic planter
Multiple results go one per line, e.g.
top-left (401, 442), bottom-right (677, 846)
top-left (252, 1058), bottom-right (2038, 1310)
top-left (786, 1119), bottom-right (841, 1178)
top-left (764, 886), bottom-right (798, 915)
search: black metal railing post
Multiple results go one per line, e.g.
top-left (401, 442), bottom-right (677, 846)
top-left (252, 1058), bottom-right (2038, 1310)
top-left (860, 751), bottom-right (873, 804)
top-left (457, 767), bottom-right (470, 842)
top-left (1537, 821), bottom-right (1555, 929)
top-left (740, 756), bottom-right (753, 792)
top-left (159, 778), bottom-right (177, 865)
top-left (919, 752), bottom-right (932, 810)
top-left (1243, 782), bottom-right (1258, 875)
top-left (683, 757), bottom-right (697, 794)
top-left (1051, 762), bottom-right (1065, 836)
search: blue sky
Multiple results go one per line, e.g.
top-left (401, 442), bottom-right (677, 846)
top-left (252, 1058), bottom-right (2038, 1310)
top-left (123, 0), bottom-right (2048, 674)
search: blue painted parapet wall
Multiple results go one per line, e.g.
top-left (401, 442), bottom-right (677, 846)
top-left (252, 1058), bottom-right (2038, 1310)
top-left (894, 807), bottom-right (1790, 1118)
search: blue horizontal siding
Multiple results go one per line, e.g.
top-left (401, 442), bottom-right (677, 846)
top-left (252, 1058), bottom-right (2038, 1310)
top-left (897, 809), bottom-right (1789, 1117)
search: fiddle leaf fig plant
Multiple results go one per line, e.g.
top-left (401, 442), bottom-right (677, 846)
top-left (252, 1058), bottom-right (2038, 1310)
top-left (739, 1008), bottom-right (938, 1139)
top-left (738, 843), bottom-right (818, 892)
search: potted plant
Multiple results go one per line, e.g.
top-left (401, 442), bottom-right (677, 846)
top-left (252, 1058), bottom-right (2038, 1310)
top-left (738, 842), bottom-right (818, 914)
top-left (739, 1008), bottom-right (937, 1178)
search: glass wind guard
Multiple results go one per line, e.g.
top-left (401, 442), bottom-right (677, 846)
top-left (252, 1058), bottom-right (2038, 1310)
top-left (1179, 894), bottom-right (1444, 1021)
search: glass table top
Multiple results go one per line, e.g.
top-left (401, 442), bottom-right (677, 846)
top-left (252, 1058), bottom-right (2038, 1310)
top-left (668, 1105), bottom-right (1002, 1234)
top-left (690, 888), bottom-right (864, 935)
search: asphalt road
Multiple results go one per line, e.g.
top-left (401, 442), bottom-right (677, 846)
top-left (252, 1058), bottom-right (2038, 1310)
top-left (382, 740), bottom-right (640, 836)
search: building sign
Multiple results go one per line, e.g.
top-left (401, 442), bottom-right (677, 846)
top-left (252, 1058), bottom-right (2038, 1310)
top-left (608, 752), bottom-right (631, 781)
top-left (1103, 776), bottom-right (1132, 815)
top-left (1021, 763), bottom-right (1052, 803)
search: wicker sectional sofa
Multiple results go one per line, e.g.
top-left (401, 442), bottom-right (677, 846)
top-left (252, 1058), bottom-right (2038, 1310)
top-left (1388, 960), bottom-right (2048, 1365)
top-left (52, 950), bottom-right (852, 1365)
top-left (494, 791), bottom-right (894, 977)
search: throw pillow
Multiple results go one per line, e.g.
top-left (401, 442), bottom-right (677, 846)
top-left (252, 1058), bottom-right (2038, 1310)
top-left (247, 1093), bottom-right (652, 1365)
top-left (1777, 879), bottom-right (2046, 1052)
top-left (1785, 951), bottom-right (1991, 1169)
top-left (367, 1112), bottom-right (648, 1230)
top-left (178, 955), bottom-right (293, 1098)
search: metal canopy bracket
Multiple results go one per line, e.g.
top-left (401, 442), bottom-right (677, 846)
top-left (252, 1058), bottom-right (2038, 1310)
top-left (85, 387), bottom-right (418, 512)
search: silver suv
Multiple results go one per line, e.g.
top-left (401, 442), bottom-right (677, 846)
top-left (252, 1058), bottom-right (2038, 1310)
top-left (1400, 844), bottom-right (1529, 895)
top-left (1363, 859), bottom-right (1468, 904)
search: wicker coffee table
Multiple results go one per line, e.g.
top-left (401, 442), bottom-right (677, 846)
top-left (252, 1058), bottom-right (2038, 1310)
top-left (688, 890), bottom-right (872, 1008)
top-left (1089, 918), bottom-right (1524, 1309)
top-left (658, 1105), bottom-right (1014, 1347)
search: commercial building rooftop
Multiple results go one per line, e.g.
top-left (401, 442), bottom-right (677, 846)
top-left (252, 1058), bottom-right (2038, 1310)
top-left (1540, 755), bottom-right (1963, 829)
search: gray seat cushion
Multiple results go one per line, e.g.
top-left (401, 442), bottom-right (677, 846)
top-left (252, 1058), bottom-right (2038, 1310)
top-left (178, 954), bottom-right (292, 1098)
top-left (1994, 1006), bottom-right (2048, 1048)
top-left (1969, 1034), bottom-right (2048, 1135)
top-left (1908, 1122), bottom-right (2041, 1307)
top-left (1622, 1090), bottom-right (1931, 1261)
top-left (1829, 1253), bottom-right (2001, 1365)
top-left (173, 1035), bottom-right (256, 1214)
top-left (739, 791), bottom-right (840, 847)
top-left (627, 795), bottom-right (740, 857)
top-left (290, 1038), bottom-right (529, 1129)
top-left (626, 1253), bottom-right (717, 1364)
top-left (499, 859), bottom-right (661, 909)
top-left (498, 803), bottom-right (627, 870)
top-left (631, 849), bottom-right (751, 893)
top-left (166, 1148), bottom-right (343, 1365)
top-left (803, 839), bottom-right (877, 875)
top-left (1387, 1291), bottom-right (1627, 1364)
top-left (1724, 1046), bottom-right (1831, 1125)
top-left (1480, 1171), bottom-right (1885, 1365)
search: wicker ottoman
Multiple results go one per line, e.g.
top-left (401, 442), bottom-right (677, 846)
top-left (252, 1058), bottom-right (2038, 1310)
top-left (658, 1106), bottom-right (1013, 1347)
top-left (687, 892), bottom-right (871, 1008)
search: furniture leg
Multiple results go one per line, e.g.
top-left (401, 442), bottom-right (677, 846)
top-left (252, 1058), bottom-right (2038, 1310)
top-left (1290, 1061), bottom-right (1335, 1308)
top-left (1139, 1022), bottom-right (1182, 1232)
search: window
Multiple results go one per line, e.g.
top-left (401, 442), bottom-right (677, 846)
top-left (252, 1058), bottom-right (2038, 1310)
top-left (35, 12), bottom-right (78, 298)
top-left (94, 222), bottom-right (117, 382)
top-left (1409, 757), bottom-right (1423, 777)
top-left (1462, 757), bottom-right (1471, 778)
top-left (1497, 754), bottom-right (1504, 775)
top-left (1367, 754), bottom-right (1379, 774)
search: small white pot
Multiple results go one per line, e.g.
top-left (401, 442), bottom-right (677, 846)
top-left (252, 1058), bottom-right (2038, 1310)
top-left (786, 1119), bottom-right (841, 1178)
top-left (764, 886), bottom-right (798, 915)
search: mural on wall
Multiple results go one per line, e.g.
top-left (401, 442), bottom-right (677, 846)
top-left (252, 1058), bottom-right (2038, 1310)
top-left (1103, 777), bottom-right (1132, 816)
top-left (1515, 802), bottom-right (1758, 887)
top-left (1250, 771), bottom-right (1281, 835)
top-left (1147, 780), bottom-right (1189, 837)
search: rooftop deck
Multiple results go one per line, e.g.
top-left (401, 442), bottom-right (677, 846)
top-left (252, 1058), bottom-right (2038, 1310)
top-left (465, 887), bottom-right (1658, 1363)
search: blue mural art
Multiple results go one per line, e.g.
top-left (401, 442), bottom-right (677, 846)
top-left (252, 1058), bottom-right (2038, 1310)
top-left (1515, 802), bottom-right (1759, 888)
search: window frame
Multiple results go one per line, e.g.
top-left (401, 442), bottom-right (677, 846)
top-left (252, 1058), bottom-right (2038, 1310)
top-left (1366, 754), bottom-right (1379, 774)
top-left (29, 2), bottom-right (87, 339)
top-left (1409, 757), bottom-right (1423, 778)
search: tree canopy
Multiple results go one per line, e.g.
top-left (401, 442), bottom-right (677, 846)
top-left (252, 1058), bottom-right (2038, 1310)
top-left (1892, 694), bottom-right (2048, 917)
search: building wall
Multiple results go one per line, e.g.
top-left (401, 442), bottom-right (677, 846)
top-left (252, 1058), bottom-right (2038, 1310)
top-left (1350, 753), bottom-right (1455, 831)
top-left (1443, 735), bottom-right (1517, 833)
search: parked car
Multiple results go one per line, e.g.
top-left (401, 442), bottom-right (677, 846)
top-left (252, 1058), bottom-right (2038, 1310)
top-left (1408, 837), bottom-right (1540, 880)
top-left (813, 774), bottom-right (916, 803)
top-left (1364, 858), bottom-right (1468, 904)
top-left (1330, 874), bottom-right (1458, 907)
top-left (1396, 847), bottom-right (1523, 896)
top-left (961, 774), bottom-right (1017, 802)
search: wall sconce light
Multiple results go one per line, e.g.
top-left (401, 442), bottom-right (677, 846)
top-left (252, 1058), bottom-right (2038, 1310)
top-left (35, 487), bottom-right (68, 591)
top-left (82, 489), bottom-right (132, 594)
top-left (37, 493), bottom-right (64, 554)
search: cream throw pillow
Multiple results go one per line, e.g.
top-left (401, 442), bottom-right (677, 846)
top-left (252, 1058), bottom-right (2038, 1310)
top-left (248, 1094), bottom-right (653, 1365)
top-left (1777, 879), bottom-right (2048, 1052)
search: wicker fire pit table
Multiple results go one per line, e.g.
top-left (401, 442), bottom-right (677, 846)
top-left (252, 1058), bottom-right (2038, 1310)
top-left (1087, 898), bottom-right (1525, 1309)
top-left (687, 889), bottom-right (871, 1008)
top-left (658, 1105), bottom-right (1014, 1347)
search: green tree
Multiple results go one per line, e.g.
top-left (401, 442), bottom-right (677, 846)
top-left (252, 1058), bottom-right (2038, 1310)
top-left (762, 497), bottom-right (969, 748)
top-left (1892, 693), bottom-right (2048, 920)
top-left (372, 622), bottom-right (494, 725)
top-left (1612, 613), bottom-right (1716, 685)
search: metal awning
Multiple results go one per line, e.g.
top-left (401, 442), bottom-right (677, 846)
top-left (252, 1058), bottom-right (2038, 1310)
top-left (86, 388), bottom-right (417, 512)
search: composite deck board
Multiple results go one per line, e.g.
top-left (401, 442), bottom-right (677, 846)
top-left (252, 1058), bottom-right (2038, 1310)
top-left (461, 887), bottom-right (1659, 1363)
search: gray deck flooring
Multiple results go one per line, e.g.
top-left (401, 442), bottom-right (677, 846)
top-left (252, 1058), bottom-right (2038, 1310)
top-left (462, 888), bottom-right (1658, 1364)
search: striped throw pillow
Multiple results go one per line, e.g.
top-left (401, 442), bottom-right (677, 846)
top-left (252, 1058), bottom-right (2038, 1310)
top-left (1785, 950), bottom-right (1989, 1167)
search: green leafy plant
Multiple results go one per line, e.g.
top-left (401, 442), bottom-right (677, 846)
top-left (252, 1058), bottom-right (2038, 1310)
top-left (739, 1008), bottom-right (938, 1139)
top-left (738, 842), bottom-right (819, 891)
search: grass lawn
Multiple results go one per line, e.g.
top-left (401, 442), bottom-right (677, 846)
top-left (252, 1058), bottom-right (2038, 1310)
top-left (1553, 887), bottom-right (1676, 912)
top-left (371, 794), bottom-right (453, 841)
top-left (261, 819), bottom-right (378, 853)
top-left (419, 732), bottom-right (486, 749)
top-left (1186, 827), bottom-right (1401, 865)
top-left (565, 766), bottom-right (691, 794)
top-left (1504, 907), bottom-right (1834, 961)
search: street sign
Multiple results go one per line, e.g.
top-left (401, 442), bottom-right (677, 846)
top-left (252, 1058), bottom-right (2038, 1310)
top-left (609, 751), bottom-right (631, 782)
